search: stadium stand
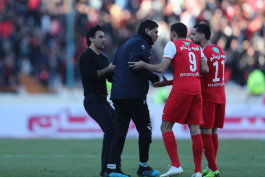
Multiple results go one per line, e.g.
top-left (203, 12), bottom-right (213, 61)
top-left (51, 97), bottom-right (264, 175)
top-left (0, 0), bottom-right (264, 95)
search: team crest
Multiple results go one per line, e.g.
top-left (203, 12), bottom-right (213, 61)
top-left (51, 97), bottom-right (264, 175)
top-left (213, 47), bottom-right (219, 53)
top-left (183, 41), bottom-right (190, 46)
top-left (141, 45), bottom-right (145, 50)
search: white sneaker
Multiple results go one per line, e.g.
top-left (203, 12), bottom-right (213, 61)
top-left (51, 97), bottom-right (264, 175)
top-left (160, 166), bottom-right (183, 177)
top-left (191, 172), bottom-right (202, 177)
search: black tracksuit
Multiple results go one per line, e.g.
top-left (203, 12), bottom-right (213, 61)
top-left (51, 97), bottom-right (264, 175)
top-left (107, 32), bottom-right (159, 167)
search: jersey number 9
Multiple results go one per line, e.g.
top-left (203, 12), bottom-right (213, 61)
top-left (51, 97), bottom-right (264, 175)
top-left (189, 52), bottom-right (197, 72)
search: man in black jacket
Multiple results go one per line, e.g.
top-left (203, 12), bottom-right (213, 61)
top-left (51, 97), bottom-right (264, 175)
top-left (79, 26), bottom-right (126, 176)
top-left (105, 20), bottom-right (160, 177)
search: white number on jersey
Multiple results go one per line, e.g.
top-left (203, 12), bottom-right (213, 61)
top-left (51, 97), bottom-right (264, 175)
top-left (213, 60), bottom-right (225, 82)
top-left (189, 52), bottom-right (197, 72)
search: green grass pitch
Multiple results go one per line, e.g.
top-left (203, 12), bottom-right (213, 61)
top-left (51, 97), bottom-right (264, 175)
top-left (0, 139), bottom-right (264, 177)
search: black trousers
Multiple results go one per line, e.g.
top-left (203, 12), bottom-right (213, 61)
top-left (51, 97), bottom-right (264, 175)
top-left (107, 99), bottom-right (152, 165)
top-left (83, 95), bottom-right (123, 168)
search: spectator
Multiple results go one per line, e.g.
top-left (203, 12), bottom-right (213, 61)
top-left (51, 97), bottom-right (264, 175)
top-left (0, 0), bottom-right (264, 92)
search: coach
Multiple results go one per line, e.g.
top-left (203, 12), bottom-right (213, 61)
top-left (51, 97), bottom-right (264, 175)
top-left (105, 20), bottom-right (160, 177)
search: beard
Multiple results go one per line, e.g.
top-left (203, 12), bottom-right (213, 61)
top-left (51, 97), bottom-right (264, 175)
top-left (192, 39), bottom-right (200, 45)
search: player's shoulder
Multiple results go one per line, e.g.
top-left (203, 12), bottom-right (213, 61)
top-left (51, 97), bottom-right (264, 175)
top-left (190, 41), bottom-right (200, 47)
top-left (164, 41), bottom-right (175, 48)
top-left (189, 41), bottom-right (201, 53)
top-left (204, 44), bottom-right (224, 53)
top-left (173, 40), bottom-right (200, 49)
top-left (190, 42), bottom-right (201, 50)
top-left (173, 39), bottom-right (193, 45)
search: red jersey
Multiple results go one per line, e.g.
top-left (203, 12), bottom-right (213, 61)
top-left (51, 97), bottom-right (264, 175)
top-left (200, 45), bottom-right (226, 103)
top-left (163, 39), bottom-right (203, 95)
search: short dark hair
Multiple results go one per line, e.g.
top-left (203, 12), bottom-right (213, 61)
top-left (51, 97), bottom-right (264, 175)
top-left (170, 23), bottom-right (187, 38)
top-left (193, 24), bottom-right (211, 40)
top-left (137, 20), bottom-right (158, 34)
top-left (85, 25), bottom-right (103, 47)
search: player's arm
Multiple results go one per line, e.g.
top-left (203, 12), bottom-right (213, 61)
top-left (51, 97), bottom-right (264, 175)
top-left (129, 41), bottom-right (175, 73)
top-left (200, 48), bottom-right (209, 74)
top-left (127, 42), bottom-right (160, 83)
top-left (200, 57), bottom-right (208, 74)
top-left (129, 58), bottom-right (171, 73)
top-left (152, 76), bottom-right (174, 87)
top-left (130, 56), bottom-right (160, 83)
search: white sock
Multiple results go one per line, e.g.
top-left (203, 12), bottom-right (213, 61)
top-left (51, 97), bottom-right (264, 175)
top-left (140, 162), bottom-right (148, 167)
top-left (207, 166), bottom-right (212, 171)
top-left (107, 164), bottom-right (116, 169)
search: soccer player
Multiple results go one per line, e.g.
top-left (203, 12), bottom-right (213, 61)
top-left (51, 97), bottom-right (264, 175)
top-left (79, 26), bottom-right (125, 176)
top-left (129, 23), bottom-right (209, 177)
top-left (105, 20), bottom-right (160, 177)
top-left (191, 23), bottom-right (226, 177)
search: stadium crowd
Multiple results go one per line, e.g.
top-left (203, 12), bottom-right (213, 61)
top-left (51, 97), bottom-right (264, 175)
top-left (0, 0), bottom-right (264, 92)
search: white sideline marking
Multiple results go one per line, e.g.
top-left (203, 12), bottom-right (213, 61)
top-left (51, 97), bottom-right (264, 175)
top-left (0, 155), bottom-right (265, 159)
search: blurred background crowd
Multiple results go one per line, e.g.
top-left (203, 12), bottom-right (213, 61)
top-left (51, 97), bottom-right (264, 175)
top-left (0, 0), bottom-right (264, 94)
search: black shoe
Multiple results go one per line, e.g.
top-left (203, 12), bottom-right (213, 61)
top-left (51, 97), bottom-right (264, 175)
top-left (100, 168), bottom-right (106, 177)
top-left (137, 165), bottom-right (160, 177)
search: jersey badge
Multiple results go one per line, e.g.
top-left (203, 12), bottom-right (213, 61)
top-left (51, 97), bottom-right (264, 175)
top-left (183, 41), bottom-right (190, 46)
top-left (213, 47), bottom-right (220, 53)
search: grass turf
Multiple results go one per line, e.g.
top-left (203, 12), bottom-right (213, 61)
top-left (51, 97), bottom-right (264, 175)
top-left (0, 139), bottom-right (264, 177)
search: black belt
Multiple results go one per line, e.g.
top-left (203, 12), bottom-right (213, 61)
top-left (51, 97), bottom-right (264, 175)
top-left (85, 94), bottom-right (108, 97)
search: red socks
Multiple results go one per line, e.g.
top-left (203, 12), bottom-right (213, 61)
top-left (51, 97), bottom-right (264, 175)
top-left (163, 132), bottom-right (216, 173)
top-left (162, 131), bottom-right (181, 168)
top-left (201, 134), bottom-right (217, 172)
top-left (212, 134), bottom-right (219, 158)
top-left (191, 134), bottom-right (203, 173)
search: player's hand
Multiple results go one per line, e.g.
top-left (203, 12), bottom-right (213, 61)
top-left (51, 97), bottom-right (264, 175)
top-left (152, 75), bottom-right (168, 87)
top-left (108, 63), bottom-right (115, 73)
top-left (128, 61), bottom-right (146, 71)
top-left (151, 74), bottom-right (160, 84)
